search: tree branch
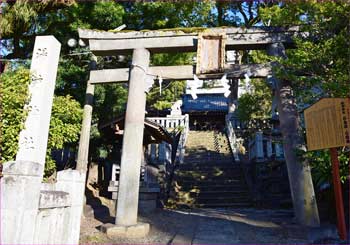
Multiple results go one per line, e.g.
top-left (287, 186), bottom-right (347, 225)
top-left (237, 3), bottom-right (249, 26)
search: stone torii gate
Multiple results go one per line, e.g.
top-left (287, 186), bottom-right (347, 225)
top-left (77, 26), bottom-right (319, 237)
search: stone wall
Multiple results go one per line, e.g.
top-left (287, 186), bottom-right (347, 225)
top-left (1, 161), bottom-right (85, 244)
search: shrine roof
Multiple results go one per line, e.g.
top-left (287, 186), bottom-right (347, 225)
top-left (182, 94), bottom-right (229, 113)
top-left (99, 116), bottom-right (173, 144)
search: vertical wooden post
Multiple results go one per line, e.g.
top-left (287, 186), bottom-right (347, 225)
top-left (116, 48), bottom-right (150, 226)
top-left (267, 42), bottom-right (320, 227)
top-left (76, 82), bottom-right (95, 172)
top-left (76, 57), bottom-right (96, 172)
top-left (329, 148), bottom-right (347, 240)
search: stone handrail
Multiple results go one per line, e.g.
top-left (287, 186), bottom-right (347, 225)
top-left (178, 114), bottom-right (189, 164)
top-left (248, 132), bottom-right (285, 162)
top-left (225, 115), bottom-right (240, 162)
top-left (249, 140), bottom-right (257, 160)
top-left (147, 115), bottom-right (188, 130)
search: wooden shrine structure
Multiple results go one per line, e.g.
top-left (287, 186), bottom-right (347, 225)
top-left (77, 26), bottom-right (320, 237)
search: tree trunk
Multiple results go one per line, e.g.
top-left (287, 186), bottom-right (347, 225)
top-left (216, 2), bottom-right (224, 26)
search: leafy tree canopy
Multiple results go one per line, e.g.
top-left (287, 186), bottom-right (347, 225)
top-left (258, 0), bottom-right (350, 186)
top-left (259, 0), bottom-right (350, 103)
top-left (5, 1), bottom-right (348, 183)
top-left (0, 68), bottom-right (82, 177)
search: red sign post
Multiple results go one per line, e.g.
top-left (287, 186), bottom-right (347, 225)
top-left (329, 148), bottom-right (347, 240)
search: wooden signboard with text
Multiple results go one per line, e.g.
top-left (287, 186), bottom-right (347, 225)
top-left (304, 98), bottom-right (350, 151)
top-left (304, 98), bottom-right (350, 240)
top-left (196, 32), bottom-right (226, 74)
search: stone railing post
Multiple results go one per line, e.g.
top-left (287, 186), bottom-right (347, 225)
top-left (150, 144), bottom-right (157, 162)
top-left (266, 139), bottom-right (273, 158)
top-left (55, 170), bottom-right (86, 244)
top-left (1, 161), bottom-right (43, 244)
top-left (255, 131), bottom-right (264, 160)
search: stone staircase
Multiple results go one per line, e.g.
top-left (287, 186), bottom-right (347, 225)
top-left (168, 130), bottom-right (252, 208)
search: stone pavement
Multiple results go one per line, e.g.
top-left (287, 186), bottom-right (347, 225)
top-left (80, 207), bottom-right (346, 244)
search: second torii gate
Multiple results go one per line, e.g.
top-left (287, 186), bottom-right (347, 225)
top-left (77, 26), bottom-right (320, 237)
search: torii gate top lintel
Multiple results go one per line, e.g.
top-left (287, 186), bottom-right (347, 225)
top-left (78, 26), bottom-right (299, 56)
top-left (78, 26), bottom-right (299, 84)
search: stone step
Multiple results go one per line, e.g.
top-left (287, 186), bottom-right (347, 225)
top-left (173, 201), bottom-right (252, 209)
top-left (173, 176), bottom-right (244, 183)
top-left (174, 179), bottom-right (245, 186)
top-left (169, 129), bottom-right (251, 208)
top-left (178, 168), bottom-right (237, 173)
top-left (178, 164), bottom-right (239, 171)
top-left (185, 131), bottom-right (231, 156)
top-left (186, 144), bottom-right (231, 148)
top-left (175, 169), bottom-right (243, 177)
top-left (175, 195), bottom-right (252, 204)
top-left (174, 175), bottom-right (244, 182)
top-left (173, 190), bottom-right (251, 199)
top-left (185, 149), bottom-right (231, 153)
top-left (197, 202), bottom-right (252, 208)
top-left (176, 184), bottom-right (249, 192)
top-left (184, 152), bottom-right (232, 157)
top-left (181, 161), bottom-right (234, 167)
top-left (175, 168), bottom-right (243, 174)
top-left (183, 157), bottom-right (233, 163)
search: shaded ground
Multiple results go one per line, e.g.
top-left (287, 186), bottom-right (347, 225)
top-left (81, 164), bottom-right (348, 244)
top-left (80, 206), bottom-right (347, 244)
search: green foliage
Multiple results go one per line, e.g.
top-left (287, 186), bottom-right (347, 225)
top-left (304, 149), bottom-right (349, 187)
top-left (123, 1), bottom-right (214, 30)
top-left (152, 101), bottom-right (172, 111)
top-left (0, 0), bottom-right (36, 37)
top-left (46, 95), bottom-right (83, 176)
top-left (0, 69), bottom-right (82, 176)
top-left (236, 79), bottom-right (272, 122)
top-left (1, 68), bottom-right (31, 163)
top-left (90, 1), bottom-right (124, 30)
top-left (259, 1), bottom-right (350, 186)
top-left (55, 55), bottom-right (90, 104)
top-left (147, 80), bottom-right (186, 111)
top-left (259, 1), bottom-right (350, 104)
top-left (94, 83), bottom-right (128, 124)
top-left (65, 1), bottom-right (125, 32)
top-left (151, 53), bottom-right (195, 66)
top-left (0, 0), bottom-right (74, 58)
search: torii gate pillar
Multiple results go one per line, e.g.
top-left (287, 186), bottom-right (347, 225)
top-left (267, 43), bottom-right (320, 227)
top-left (103, 48), bottom-right (150, 238)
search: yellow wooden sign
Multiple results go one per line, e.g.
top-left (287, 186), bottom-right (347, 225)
top-left (304, 98), bottom-right (350, 151)
top-left (196, 31), bottom-right (226, 74)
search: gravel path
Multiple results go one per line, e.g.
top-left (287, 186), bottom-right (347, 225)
top-left (80, 207), bottom-right (345, 244)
